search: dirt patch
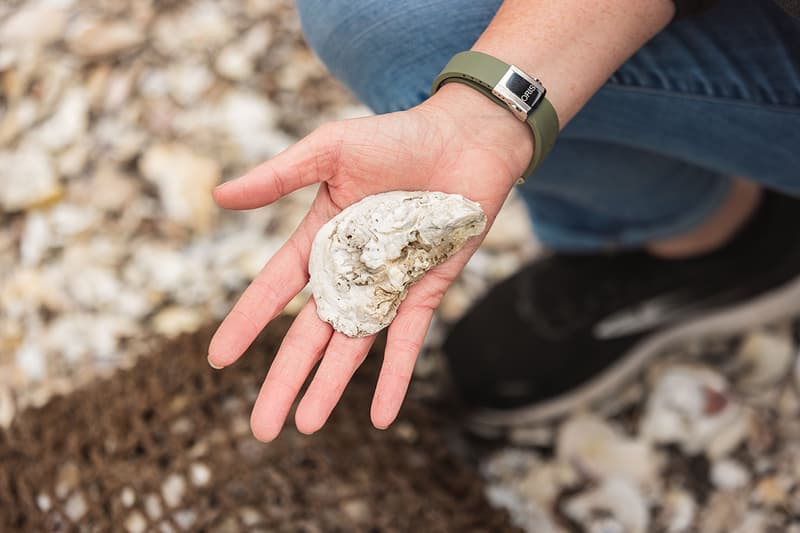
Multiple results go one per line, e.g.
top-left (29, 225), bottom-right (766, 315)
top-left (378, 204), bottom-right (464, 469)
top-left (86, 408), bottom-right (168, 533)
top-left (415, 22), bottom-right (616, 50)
top-left (0, 318), bottom-right (519, 532)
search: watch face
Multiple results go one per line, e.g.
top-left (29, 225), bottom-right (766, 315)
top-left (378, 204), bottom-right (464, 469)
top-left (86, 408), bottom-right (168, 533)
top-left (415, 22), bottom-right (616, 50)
top-left (506, 72), bottom-right (540, 104)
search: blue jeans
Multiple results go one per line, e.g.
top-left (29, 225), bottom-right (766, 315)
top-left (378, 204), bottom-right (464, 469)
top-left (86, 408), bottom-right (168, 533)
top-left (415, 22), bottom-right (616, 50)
top-left (296, 0), bottom-right (800, 251)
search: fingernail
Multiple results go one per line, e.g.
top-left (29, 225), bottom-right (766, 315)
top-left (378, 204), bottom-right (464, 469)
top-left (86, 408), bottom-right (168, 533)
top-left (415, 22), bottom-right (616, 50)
top-left (207, 356), bottom-right (224, 370)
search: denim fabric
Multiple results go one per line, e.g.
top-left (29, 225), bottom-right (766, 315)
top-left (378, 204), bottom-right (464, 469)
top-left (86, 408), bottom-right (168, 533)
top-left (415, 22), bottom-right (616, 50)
top-left (296, 0), bottom-right (800, 251)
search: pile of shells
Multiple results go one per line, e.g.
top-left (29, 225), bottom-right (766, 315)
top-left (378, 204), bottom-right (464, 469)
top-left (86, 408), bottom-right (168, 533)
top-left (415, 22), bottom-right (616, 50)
top-left (479, 327), bottom-right (800, 532)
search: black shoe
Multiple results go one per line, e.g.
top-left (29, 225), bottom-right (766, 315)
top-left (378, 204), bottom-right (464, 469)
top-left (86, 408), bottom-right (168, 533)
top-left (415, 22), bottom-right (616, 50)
top-left (443, 190), bottom-right (800, 435)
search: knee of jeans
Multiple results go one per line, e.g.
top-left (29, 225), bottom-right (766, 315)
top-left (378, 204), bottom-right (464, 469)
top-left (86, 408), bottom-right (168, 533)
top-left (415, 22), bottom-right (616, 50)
top-left (295, 0), bottom-right (436, 113)
top-left (294, 0), bottom-right (344, 60)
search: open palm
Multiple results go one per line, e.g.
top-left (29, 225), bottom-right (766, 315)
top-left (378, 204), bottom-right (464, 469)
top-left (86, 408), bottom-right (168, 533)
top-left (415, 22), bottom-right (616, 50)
top-left (208, 90), bottom-right (530, 441)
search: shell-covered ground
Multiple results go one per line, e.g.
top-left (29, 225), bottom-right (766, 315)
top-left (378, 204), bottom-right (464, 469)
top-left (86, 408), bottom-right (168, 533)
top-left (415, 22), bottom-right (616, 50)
top-left (2, 1), bottom-right (800, 532)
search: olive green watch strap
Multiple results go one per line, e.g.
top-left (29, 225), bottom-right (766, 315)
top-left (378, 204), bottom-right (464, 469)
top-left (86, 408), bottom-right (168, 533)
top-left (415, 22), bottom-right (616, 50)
top-left (431, 51), bottom-right (560, 182)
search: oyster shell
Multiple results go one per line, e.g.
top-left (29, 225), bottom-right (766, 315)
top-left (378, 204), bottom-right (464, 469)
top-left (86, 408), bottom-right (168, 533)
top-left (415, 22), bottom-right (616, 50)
top-left (309, 191), bottom-right (486, 337)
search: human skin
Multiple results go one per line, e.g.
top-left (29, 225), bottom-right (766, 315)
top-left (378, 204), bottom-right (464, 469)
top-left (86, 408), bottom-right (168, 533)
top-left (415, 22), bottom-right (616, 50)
top-left (208, 0), bottom-right (676, 442)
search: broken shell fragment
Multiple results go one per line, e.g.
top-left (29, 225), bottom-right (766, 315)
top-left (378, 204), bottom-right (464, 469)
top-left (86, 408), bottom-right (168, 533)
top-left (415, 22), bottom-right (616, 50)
top-left (309, 191), bottom-right (487, 337)
top-left (640, 364), bottom-right (748, 457)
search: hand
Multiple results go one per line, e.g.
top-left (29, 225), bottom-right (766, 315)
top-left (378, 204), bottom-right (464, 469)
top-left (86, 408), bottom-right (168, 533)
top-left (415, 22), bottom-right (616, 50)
top-left (208, 84), bottom-right (532, 441)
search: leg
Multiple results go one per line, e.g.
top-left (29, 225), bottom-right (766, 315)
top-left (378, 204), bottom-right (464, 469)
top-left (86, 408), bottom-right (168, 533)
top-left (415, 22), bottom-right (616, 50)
top-left (516, 139), bottom-right (736, 250)
top-left (296, 0), bottom-right (503, 113)
top-left (649, 178), bottom-right (761, 257)
top-left (525, 0), bottom-right (800, 250)
top-left (297, 0), bottom-right (800, 253)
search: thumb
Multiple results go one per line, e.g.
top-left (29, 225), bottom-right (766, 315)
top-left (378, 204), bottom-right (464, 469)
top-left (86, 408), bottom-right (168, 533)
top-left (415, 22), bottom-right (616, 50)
top-left (213, 123), bottom-right (343, 210)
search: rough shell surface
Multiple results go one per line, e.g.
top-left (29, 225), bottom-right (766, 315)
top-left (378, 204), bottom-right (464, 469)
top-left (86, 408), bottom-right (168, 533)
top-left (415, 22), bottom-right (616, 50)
top-left (309, 191), bottom-right (486, 337)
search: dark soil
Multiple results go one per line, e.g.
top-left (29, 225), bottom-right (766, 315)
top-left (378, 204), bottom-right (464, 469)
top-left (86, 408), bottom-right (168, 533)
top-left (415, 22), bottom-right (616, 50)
top-left (0, 318), bottom-right (520, 532)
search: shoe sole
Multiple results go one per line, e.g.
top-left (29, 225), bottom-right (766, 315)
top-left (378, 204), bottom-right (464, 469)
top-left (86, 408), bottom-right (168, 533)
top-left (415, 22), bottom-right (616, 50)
top-left (467, 271), bottom-right (800, 436)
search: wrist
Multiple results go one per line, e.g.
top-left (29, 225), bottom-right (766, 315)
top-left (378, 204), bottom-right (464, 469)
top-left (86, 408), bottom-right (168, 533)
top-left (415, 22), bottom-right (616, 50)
top-left (471, 0), bottom-right (674, 125)
top-left (421, 82), bottom-right (533, 181)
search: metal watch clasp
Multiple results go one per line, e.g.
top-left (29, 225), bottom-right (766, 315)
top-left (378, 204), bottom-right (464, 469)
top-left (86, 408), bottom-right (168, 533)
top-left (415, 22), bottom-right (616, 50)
top-left (492, 65), bottom-right (546, 122)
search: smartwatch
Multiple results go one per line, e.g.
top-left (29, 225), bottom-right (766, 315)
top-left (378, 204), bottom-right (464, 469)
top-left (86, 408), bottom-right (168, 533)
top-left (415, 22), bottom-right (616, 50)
top-left (431, 51), bottom-right (560, 182)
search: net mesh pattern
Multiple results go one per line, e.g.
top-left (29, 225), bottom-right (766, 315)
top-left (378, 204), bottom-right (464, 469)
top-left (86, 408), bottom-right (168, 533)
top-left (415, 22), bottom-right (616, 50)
top-left (0, 319), bottom-right (518, 532)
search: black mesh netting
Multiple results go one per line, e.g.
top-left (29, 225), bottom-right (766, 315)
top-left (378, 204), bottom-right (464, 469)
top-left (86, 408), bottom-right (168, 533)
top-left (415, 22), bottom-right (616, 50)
top-left (0, 318), bottom-right (519, 532)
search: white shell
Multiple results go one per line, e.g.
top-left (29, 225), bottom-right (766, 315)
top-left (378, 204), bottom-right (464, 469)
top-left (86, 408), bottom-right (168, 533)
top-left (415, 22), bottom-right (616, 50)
top-left (309, 191), bottom-right (486, 337)
top-left (557, 414), bottom-right (660, 490)
top-left (562, 477), bottom-right (650, 533)
top-left (640, 364), bottom-right (748, 457)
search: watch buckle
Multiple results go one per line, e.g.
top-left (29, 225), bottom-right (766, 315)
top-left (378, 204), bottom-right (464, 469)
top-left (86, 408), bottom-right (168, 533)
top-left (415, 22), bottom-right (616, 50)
top-left (492, 66), bottom-right (546, 122)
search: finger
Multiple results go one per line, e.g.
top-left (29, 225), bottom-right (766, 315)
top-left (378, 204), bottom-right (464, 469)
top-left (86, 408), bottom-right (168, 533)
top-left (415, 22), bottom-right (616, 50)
top-left (294, 333), bottom-right (375, 435)
top-left (370, 269), bottom-right (452, 429)
top-left (213, 124), bottom-right (341, 210)
top-left (208, 208), bottom-right (324, 368)
top-left (250, 298), bottom-right (333, 442)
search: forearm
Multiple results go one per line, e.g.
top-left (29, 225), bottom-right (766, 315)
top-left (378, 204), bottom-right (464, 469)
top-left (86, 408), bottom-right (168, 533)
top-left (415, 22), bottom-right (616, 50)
top-left (422, 0), bottom-right (675, 180)
top-left (472, 0), bottom-right (675, 125)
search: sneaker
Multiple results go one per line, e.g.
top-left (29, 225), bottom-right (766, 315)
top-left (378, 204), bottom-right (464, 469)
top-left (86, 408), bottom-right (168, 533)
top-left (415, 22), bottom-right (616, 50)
top-left (443, 190), bottom-right (800, 435)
